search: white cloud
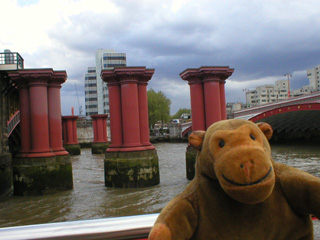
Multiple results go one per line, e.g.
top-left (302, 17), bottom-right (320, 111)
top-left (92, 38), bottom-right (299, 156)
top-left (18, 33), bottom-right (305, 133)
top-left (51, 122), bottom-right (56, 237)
top-left (1, 0), bottom-right (319, 115)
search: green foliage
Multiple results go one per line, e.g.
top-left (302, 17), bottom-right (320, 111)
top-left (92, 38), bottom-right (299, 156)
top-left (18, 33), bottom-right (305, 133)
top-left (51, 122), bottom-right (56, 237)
top-left (171, 108), bottom-right (191, 120)
top-left (148, 89), bottom-right (171, 128)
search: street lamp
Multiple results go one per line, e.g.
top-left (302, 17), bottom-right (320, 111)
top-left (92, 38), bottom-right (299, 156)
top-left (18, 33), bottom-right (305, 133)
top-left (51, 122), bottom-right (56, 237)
top-left (284, 73), bottom-right (292, 98)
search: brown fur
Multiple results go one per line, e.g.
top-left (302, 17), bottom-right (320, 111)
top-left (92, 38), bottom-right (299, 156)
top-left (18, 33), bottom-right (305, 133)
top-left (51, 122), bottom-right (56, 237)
top-left (149, 119), bottom-right (320, 240)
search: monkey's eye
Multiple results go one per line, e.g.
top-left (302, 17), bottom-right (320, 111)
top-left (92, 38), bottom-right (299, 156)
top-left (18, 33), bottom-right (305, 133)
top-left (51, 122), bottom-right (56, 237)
top-left (219, 140), bottom-right (225, 148)
top-left (250, 134), bottom-right (256, 140)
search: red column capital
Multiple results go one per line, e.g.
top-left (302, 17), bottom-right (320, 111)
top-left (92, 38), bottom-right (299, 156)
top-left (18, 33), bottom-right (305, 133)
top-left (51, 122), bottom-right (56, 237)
top-left (181, 66), bottom-right (234, 130)
top-left (198, 66), bottom-right (234, 82)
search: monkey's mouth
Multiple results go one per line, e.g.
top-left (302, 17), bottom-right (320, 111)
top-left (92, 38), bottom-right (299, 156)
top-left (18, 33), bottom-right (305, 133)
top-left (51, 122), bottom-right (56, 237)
top-left (222, 167), bottom-right (273, 187)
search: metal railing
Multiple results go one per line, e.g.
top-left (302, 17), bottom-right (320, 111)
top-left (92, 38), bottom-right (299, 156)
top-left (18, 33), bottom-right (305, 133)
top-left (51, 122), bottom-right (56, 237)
top-left (7, 111), bottom-right (20, 137)
top-left (0, 213), bottom-right (158, 240)
top-left (0, 51), bottom-right (24, 70)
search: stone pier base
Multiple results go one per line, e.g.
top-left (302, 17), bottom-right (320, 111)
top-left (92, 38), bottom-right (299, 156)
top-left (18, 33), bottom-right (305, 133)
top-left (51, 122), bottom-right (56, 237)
top-left (0, 153), bottom-right (13, 199)
top-left (13, 154), bottom-right (73, 196)
top-left (186, 145), bottom-right (198, 180)
top-left (64, 144), bottom-right (81, 155)
top-left (104, 149), bottom-right (160, 188)
top-left (92, 142), bottom-right (110, 154)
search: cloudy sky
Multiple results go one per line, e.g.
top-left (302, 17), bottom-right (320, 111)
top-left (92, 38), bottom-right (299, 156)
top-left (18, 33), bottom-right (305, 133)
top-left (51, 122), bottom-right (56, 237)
top-left (1, 0), bottom-right (320, 115)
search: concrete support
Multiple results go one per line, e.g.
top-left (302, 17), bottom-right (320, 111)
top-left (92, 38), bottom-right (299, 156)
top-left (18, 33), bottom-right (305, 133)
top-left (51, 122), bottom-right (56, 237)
top-left (101, 67), bottom-right (159, 188)
top-left (62, 116), bottom-right (80, 155)
top-left (91, 114), bottom-right (110, 154)
top-left (180, 66), bottom-right (234, 180)
top-left (8, 69), bottom-right (73, 195)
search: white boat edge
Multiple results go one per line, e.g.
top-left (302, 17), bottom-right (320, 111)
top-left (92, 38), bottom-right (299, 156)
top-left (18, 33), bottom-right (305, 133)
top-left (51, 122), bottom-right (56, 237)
top-left (0, 213), bottom-right (159, 240)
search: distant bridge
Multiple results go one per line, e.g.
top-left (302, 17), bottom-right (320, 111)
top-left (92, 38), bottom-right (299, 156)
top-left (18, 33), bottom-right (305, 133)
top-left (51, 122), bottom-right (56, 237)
top-left (182, 92), bottom-right (320, 141)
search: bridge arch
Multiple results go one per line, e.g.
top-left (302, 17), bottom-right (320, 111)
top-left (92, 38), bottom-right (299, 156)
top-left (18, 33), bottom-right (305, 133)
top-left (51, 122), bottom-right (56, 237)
top-left (249, 102), bottom-right (320, 141)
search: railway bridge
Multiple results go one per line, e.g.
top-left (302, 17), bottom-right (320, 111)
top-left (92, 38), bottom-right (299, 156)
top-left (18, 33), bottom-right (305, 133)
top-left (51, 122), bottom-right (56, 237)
top-left (181, 92), bottom-right (320, 141)
top-left (233, 92), bottom-right (320, 141)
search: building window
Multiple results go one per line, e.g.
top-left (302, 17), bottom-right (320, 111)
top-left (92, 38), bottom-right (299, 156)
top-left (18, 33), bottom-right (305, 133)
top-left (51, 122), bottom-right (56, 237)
top-left (85, 83), bottom-right (97, 87)
top-left (103, 56), bottom-right (126, 61)
top-left (103, 63), bottom-right (126, 68)
top-left (85, 76), bottom-right (97, 80)
top-left (85, 90), bottom-right (97, 94)
top-left (87, 105), bottom-right (98, 108)
top-left (86, 97), bottom-right (97, 101)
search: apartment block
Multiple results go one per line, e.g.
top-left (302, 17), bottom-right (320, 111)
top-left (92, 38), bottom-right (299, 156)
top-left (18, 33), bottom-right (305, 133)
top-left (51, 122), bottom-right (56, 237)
top-left (307, 64), bottom-right (320, 92)
top-left (85, 49), bottom-right (126, 117)
top-left (246, 80), bottom-right (289, 107)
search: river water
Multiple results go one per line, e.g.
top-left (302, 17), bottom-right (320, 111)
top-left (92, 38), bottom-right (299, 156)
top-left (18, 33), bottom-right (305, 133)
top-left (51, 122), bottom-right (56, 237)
top-left (0, 142), bottom-right (320, 237)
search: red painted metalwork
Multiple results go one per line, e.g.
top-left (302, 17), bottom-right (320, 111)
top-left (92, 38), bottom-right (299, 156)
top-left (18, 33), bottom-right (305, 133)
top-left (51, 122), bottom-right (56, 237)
top-left (62, 116), bottom-right (79, 145)
top-left (18, 84), bottom-right (31, 156)
top-left (101, 67), bottom-right (155, 152)
top-left (234, 92), bottom-right (320, 119)
top-left (180, 66), bottom-right (234, 131)
top-left (9, 69), bottom-right (68, 158)
top-left (120, 78), bottom-right (144, 150)
top-left (7, 110), bottom-right (20, 137)
top-left (48, 71), bottom-right (69, 156)
top-left (249, 102), bottom-right (320, 122)
top-left (91, 114), bottom-right (109, 143)
top-left (219, 81), bottom-right (227, 119)
top-left (138, 76), bottom-right (155, 150)
top-left (104, 79), bottom-right (123, 150)
top-left (189, 79), bottom-right (206, 131)
top-left (203, 80), bottom-right (221, 128)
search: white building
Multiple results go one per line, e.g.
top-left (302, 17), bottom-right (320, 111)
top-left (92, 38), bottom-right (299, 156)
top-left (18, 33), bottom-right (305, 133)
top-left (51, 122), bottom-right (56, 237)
top-left (292, 85), bottom-right (312, 97)
top-left (307, 64), bottom-right (320, 92)
top-left (84, 49), bottom-right (126, 117)
top-left (246, 80), bottom-right (289, 107)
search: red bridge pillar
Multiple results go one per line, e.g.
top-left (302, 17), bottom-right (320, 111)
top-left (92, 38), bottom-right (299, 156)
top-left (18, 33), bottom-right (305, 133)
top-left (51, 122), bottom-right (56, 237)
top-left (91, 114), bottom-right (110, 154)
top-left (101, 67), bottom-right (159, 188)
top-left (18, 83), bottom-right (31, 156)
top-left (180, 66), bottom-right (234, 180)
top-left (62, 115), bottom-right (80, 155)
top-left (138, 74), bottom-right (154, 149)
top-left (8, 69), bottom-right (73, 195)
top-left (48, 72), bottom-right (69, 156)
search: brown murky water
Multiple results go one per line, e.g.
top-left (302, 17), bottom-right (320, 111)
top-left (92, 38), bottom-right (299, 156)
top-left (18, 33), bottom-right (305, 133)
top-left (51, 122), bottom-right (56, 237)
top-left (0, 142), bottom-right (319, 238)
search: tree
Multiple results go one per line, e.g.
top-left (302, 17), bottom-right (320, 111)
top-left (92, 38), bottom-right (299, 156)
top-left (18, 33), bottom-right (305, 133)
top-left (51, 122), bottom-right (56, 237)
top-left (171, 108), bottom-right (191, 120)
top-left (147, 89), bottom-right (171, 128)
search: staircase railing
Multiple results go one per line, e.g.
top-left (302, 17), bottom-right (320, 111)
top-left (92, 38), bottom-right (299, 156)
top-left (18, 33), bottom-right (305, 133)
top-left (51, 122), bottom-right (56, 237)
top-left (7, 110), bottom-right (20, 137)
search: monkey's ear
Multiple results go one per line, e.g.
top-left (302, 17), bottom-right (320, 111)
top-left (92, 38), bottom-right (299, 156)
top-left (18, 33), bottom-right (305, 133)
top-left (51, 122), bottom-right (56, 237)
top-left (256, 122), bottom-right (273, 140)
top-left (189, 131), bottom-right (206, 151)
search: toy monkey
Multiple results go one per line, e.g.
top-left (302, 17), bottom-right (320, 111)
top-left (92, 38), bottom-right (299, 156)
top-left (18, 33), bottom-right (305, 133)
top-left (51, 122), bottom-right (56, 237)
top-left (149, 119), bottom-right (320, 240)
